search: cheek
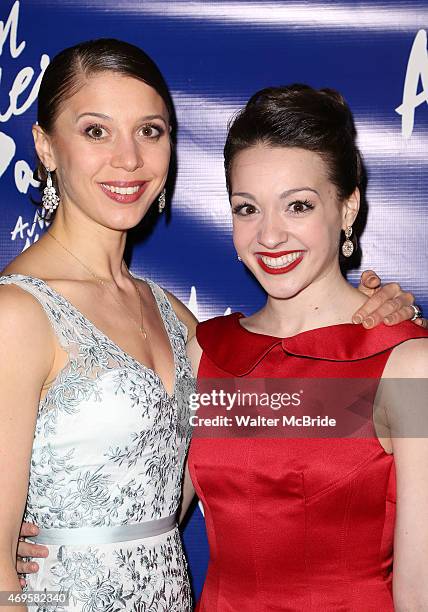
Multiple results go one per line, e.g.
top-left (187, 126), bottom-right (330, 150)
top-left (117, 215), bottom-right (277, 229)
top-left (145, 141), bottom-right (171, 173)
top-left (54, 137), bottom-right (103, 175)
top-left (300, 216), bottom-right (341, 257)
top-left (232, 219), bottom-right (253, 251)
top-left (315, 224), bottom-right (342, 260)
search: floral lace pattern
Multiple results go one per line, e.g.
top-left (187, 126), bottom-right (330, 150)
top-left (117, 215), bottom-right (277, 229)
top-left (33, 530), bottom-right (191, 612)
top-left (0, 275), bottom-right (193, 611)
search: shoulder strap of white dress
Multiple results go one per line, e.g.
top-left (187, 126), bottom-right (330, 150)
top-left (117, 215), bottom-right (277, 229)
top-left (0, 274), bottom-right (77, 351)
top-left (146, 279), bottom-right (189, 344)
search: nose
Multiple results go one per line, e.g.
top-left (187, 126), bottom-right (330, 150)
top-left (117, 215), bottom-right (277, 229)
top-left (257, 209), bottom-right (289, 249)
top-left (110, 134), bottom-right (143, 172)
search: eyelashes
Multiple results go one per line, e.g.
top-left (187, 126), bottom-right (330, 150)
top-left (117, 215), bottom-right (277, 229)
top-left (83, 122), bottom-right (166, 141)
top-left (139, 123), bottom-right (165, 139)
top-left (232, 203), bottom-right (257, 216)
top-left (232, 199), bottom-right (315, 216)
top-left (288, 199), bottom-right (314, 214)
top-left (84, 123), bottom-right (106, 140)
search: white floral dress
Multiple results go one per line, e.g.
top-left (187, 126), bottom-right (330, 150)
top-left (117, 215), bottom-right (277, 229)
top-left (0, 275), bottom-right (193, 612)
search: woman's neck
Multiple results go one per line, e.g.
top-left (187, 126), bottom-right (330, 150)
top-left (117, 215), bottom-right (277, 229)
top-left (247, 267), bottom-right (367, 337)
top-left (45, 205), bottom-right (128, 284)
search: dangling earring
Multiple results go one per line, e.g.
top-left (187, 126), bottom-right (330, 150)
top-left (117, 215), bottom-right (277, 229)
top-left (42, 168), bottom-right (60, 216)
top-left (342, 226), bottom-right (354, 257)
top-left (237, 255), bottom-right (242, 262)
top-left (158, 188), bottom-right (166, 213)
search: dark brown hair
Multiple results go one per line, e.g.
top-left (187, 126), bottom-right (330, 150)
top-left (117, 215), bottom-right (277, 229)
top-left (224, 83), bottom-right (362, 202)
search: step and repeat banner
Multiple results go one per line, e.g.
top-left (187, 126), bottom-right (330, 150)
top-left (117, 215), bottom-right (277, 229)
top-left (0, 0), bottom-right (427, 600)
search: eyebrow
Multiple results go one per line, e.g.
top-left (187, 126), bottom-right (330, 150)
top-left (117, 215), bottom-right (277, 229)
top-left (231, 187), bottom-right (320, 199)
top-left (75, 112), bottom-right (168, 124)
top-left (280, 187), bottom-right (320, 198)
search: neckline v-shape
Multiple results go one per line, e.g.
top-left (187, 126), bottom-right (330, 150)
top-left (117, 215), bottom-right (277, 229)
top-left (6, 274), bottom-right (178, 400)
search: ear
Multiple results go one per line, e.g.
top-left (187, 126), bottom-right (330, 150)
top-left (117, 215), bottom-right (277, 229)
top-left (341, 187), bottom-right (360, 230)
top-left (32, 124), bottom-right (57, 172)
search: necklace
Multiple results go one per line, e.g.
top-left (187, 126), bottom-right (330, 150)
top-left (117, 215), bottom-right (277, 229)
top-left (46, 231), bottom-right (148, 339)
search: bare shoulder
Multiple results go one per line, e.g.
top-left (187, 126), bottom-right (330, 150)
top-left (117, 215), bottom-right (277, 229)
top-left (162, 288), bottom-right (198, 341)
top-left (2, 235), bottom-right (50, 277)
top-left (383, 338), bottom-right (428, 379)
top-left (380, 339), bottom-right (428, 442)
top-left (0, 284), bottom-right (54, 373)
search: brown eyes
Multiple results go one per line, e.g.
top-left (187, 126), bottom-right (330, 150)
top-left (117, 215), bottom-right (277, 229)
top-left (84, 123), bottom-right (165, 140)
top-left (232, 203), bottom-right (257, 216)
top-left (140, 124), bottom-right (164, 138)
top-left (85, 124), bottom-right (106, 139)
top-left (232, 200), bottom-right (315, 217)
top-left (288, 200), bottom-right (314, 214)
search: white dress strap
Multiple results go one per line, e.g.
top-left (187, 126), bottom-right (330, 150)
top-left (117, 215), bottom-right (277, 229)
top-left (0, 274), bottom-right (76, 351)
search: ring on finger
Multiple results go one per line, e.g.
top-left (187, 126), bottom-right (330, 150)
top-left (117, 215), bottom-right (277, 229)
top-left (410, 304), bottom-right (423, 321)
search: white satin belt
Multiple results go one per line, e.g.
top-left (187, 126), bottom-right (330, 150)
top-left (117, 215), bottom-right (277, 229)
top-left (32, 514), bottom-right (177, 545)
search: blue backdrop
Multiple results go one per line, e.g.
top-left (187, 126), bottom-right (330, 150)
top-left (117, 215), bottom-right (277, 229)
top-left (1, 0), bottom-right (427, 601)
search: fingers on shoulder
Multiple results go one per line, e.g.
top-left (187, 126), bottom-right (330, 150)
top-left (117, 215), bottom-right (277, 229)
top-left (359, 269), bottom-right (381, 288)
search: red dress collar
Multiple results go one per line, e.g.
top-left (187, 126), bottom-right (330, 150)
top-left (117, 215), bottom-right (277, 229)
top-left (196, 313), bottom-right (428, 376)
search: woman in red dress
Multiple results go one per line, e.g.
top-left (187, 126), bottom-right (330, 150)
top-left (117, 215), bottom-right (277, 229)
top-left (187, 85), bottom-right (428, 610)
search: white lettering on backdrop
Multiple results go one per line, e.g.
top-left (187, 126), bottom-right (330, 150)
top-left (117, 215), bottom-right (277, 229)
top-left (0, 1), bottom-right (50, 250)
top-left (395, 29), bottom-right (428, 138)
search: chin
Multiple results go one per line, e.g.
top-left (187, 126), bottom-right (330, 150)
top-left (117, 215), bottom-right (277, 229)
top-left (247, 264), bottom-right (305, 299)
top-left (265, 285), bottom-right (306, 300)
top-left (102, 205), bottom-right (152, 231)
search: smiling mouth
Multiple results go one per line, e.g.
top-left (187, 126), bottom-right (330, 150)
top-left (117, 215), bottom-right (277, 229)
top-left (99, 181), bottom-right (149, 203)
top-left (255, 250), bottom-right (305, 274)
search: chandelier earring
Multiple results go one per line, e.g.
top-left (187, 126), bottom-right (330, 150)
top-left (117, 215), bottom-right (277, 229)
top-left (341, 226), bottom-right (354, 258)
top-left (158, 188), bottom-right (166, 213)
top-left (42, 168), bottom-right (60, 217)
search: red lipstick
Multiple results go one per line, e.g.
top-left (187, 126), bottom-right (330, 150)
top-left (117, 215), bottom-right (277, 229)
top-left (255, 250), bottom-right (305, 275)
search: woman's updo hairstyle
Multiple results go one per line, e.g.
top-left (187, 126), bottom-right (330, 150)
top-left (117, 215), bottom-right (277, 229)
top-left (224, 83), bottom-right (362, 202)
top-left (35, 38), bottom-right (175, 204)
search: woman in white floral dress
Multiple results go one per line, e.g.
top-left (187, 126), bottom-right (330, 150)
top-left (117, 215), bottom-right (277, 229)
top-left (0, 39), bottom-right (196, 611)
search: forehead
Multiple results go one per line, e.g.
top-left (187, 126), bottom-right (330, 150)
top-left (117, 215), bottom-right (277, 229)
top-left (55, 72), bottom-right (168, 122)
top-left (231, 144), bottom-right (330, 190)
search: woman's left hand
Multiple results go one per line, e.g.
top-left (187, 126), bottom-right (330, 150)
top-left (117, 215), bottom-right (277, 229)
top-left (353, 270), bottom-right (426, 329)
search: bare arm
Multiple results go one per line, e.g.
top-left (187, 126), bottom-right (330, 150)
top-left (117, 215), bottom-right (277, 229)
top-left (380, 339), bottom-right (428, 610)
top-left (177, 335), bottom-right (204, 523)
top-left (0, 286), bottom-right (54, 607)
top-left (179, 460), bottom-right (196, 524)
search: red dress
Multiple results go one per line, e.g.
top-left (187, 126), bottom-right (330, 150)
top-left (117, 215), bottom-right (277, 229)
top-left (188, 314), bottom-right (428, 611)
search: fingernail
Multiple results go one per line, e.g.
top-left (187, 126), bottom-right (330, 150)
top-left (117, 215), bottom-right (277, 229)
top-left (31, 563), bottom-right (39, 571)
top-left (353, 314), bottom-right (363, 324)
top-left (363, 316), bottom-right (374, 328)
top-left (31, 526), bottom-right (39, 534)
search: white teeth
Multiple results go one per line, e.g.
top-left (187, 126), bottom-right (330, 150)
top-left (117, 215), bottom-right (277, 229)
top-left (260, 252), bottom-right (303, 268)
top-left (102, 184), bottom-right (141, 195)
